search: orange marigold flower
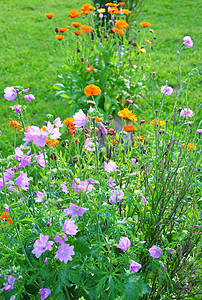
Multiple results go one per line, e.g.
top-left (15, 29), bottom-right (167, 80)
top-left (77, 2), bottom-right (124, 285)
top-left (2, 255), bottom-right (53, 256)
top-left (8, 119), bottom-right (22, 131)
top-left (118, 108), bottom-right (137, 121)
top-left (55, 35), bottom-right (64, 40)
top-left (121, 9), bottom-right (131, 14)
top-left (112, 28), bottom-right (124, 36)
top-left (80, 25), bottom-right (92, 33)
top-left (1, 212), bottom-right (13, 229)
top-left (82, 4), bottom-right (96, 10)
top-left (59, 28), bottom-right (69, 32)
top-left (140, 22), bottom-right (151, 27)
top-left (86, 65), bottom-right (94, 73)
top-left (87, 115), bottom-right (100, 122)
top-left (150, 119), bottom-right (166, 128)
top-left (145, 39), bottom-right (152, 44)
top-left (68, 10), bottom-right (80, 18)
top-left (45, 13), bottom-right (55, 19)
top-left (73, 30), bottom-right (82, 35)
top-left (64, 117), bottom-right (75, 133)
top-left (123, 125), bottom-right (136, 132)
top-left (119, 2), bottom-right (125, 5)
top-left (115, 19), bottom-right (129, 29)
top-left (139, 47), bottom-right (146, 53)
top-left (81, 9), bottom-right (92, 15)
top-left (105, 2), bottom-right (118, 6)
top-left (84, 84), bottom-right (101, 97)
top-left (71, 22), bottom-right (82, 27)
top-left (182, 143), bottom-right (197, 151)
top-left (136, 136), bottom-right (145, 141)
top-left (46, 138), bottom-right (59, 146)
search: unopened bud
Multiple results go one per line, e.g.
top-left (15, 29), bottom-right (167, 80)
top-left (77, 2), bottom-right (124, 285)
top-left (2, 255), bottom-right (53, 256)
top-left (55, 27), bottom-right (59, 33)
top-left (108, 115), bottom-right (113, 120)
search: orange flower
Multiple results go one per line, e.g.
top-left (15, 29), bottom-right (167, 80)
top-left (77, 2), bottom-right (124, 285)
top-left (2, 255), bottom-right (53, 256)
top-left (136, 136), bottom-right (145, 141)
top-left (81, 4), bottom-right (96, 13)
top-left (55, 35), bottom-right (64, 40)
top-left (80, 25), bottom-right (92, 33)
top-left (71, 22), bottom-right (82, 27)
top-left (68, 10), bottom-right (80, 18)
top-left (150, 119), bottom-right (166, 128)
top-left (182, 143), bottom-right (197, 151)
top-left (59, 28), bottom-right (69, 32)
top-left (145, 39), bottom-right (152, 44)
top-left (140, 22), bottom-right (151, 27)
top-left (64, 117), bottom-right (75, 133)
top-left (1, 212), bottom-right (13, 229)
top-left (105, 2), bottom-right (118, 6)
top-left (121, 9), bottom-right (131, 14)
top-left (46, 138), bottom-right (59, 146)
top-left (84, 84), bottom-right (101, 97)
top-left (112, 28), bottom-right (124, 36)
top-left (81, 9), bottom-right (92, 15)
top-left (119, 2), bottom-right (125, 5)
top-left (87, 115), bottom-right (100, 122)
top-left (20, 126), bottom-right (30, 132)
top-left (118, 108), bottom-right (137, 121)
top-left (41, 126), bottom-right (47, 131)
top-left (8, 119), bottom-right (22, 131)
top-left (123, 125), bottom-right (136, 132)
top-left (86, 65), bottom-right (94, 73)
top-left (108, 7), bottom-right (119, 14)
top-left (45, 13), bottom-right (55, 19)
top-left (73, 30), bottom-right (82, 35)
top-left (139, 47), bottom-right (146, 53)
top-left (115, 19), bottom-right (129, 29)
top-left (112, 139), bottom-right (118, 145)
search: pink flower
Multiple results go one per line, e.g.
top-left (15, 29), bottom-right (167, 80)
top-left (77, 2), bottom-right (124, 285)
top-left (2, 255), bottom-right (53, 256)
top-left (161, 85), bottom-right (173, 96)
top-left (55, 243), bottom-right (75, 264)
top-left (107, 177), bottom-right (116, 190)
top-left (15, 173), bottom-right (30, 191)
top-left (14, 105), bottom-right (22, 114)
top-left (140, 194), bottom-right (147, 205)
top-left (19, 155), bottom-right (31, 168)
top-left (39, 288), bottom-right (51, 300)
top-left (84, 138), bottom-right (95, 151)
top-left (72, 178), bottom-right (94, 194)
top-left (103, 161), bottom-right (118, 173)
top-left (61, 182), bottom-right (69, 194)
top-left (63, 219), bottom-right (78, 236)
top-left (169, 248), bottom-right (176, 254)
top-left (73, 109), bottom-right (87, 128)
top-left (116, 237), bottom-right (131, 252)
top-left (183, 36), bottom-right (193, 48)
top-left (24, 94), bottom-right (35, 102)
top-left (99, 123), bottom-right (107, 135)
top-left (23, 126), bottom-right (47, 147)
top-left (54, 233), bottom-right (68, 244)
top-left (32, 234), bottom-right (54, 258)
top-left (54, 117), bottom-right (63, 128)
top-left (180, 108), bottom-right (194, 118)
top-left (34, 190), bottom-right (46, 203)
top-left (129, 260), bottom-right (142, 273)
top-left (64, 203), bottom-right (87, 219)
top-left (15, 146), bottom-right (24, 161)
top-left (4, 168), bottom-right (14, 182)
top-left (197, 129), bottom-right (202, 135)
top-left (149, 245), bottom-right (162, 258)
top-left (4, 87), bottom-right (17, 101)
top-left (109, 190), bottom-right (124, 203)
top-left (46, 121), bottom-right (61, 140)
top-left (36, 152), bottom-right (46, 169)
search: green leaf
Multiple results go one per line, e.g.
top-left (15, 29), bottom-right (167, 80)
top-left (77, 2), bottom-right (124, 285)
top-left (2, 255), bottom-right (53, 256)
top-left (74, 237), bottom-right (90, 255)
top-left (125, 275), bottom-right (144, 300)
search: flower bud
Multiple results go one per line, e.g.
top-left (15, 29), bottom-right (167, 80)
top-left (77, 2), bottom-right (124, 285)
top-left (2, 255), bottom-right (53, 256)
top-left (108, 115), bottom-right (113, 120)
top-left (55, 27), bottom-right (59, 33)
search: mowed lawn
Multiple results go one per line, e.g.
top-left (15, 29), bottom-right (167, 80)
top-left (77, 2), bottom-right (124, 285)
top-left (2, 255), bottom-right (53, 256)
top-left (0, 0), bottom-right (201, 155)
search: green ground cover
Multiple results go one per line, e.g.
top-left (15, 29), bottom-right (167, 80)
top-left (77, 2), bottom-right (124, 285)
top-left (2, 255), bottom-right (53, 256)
top-left (0, 0), bottom-right (201, 155)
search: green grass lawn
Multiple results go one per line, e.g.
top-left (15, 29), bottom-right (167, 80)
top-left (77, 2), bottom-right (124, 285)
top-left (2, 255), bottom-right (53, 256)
top-left (0, 0), bottom-right (201, 156)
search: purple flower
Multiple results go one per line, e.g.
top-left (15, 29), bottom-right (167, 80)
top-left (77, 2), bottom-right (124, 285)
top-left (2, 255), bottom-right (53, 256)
top-left (24, 94), bottom-right (35, 102)
top-left (140, 194), bottom-right (147, 205)
top-left (23, 126), bottom-right (47, 147)
top-left (180, 108), bottom-right (194, 118)
top-left (109, 190), bottom-right (124, 203)
top-left (149, 245), bottom-right (162, 258)
top-left (63, 219), bottom-right (78, 236)
top-left (161, 263), bottom-right (166, 271)
top-left (72, 178), bottom-right (94, 194)
top-left (161, 85), bottom-right (173, 96)
top-left (18, 276), bottom-right (22, 280)
top-left (61, 182), bottom-right (69, 194)
top-left (14, 105), bottom-right (22, 114)
top-left (197, 129), bottom-right (202, 135)
top-left (15, 173), bottom-right (30, 191)
top-left (99, 13), bottom-right (104, 18)
top-left (99, 123), bottom-right (107, 135)
top-left (54, 117), bottom-right (63, 128)
top-left (73, 109), bottom-right (87, 128)
top-left (64, 203), bottom-right (87, 219)
top-left (4, 168), bottom-right (14, 182)
top-left (131, 158), bottom-right (136, 164)
top-left (36, 152), bottom-right (46, 169)
top-left (20, 155), bottom-right (31, 168)
top-left (43, 257), bottom-right (48, 263)
top-left (32, 234), bottom-right (54, 258)
top-left (169, 248), bottom-right (176, 254)
top-left (84, 138), bottom-right (95, 151)
top-left (103, 161), bottom-right (118, 173)
top-left (116, 237), bottom-right (131, 252)
top-left (88, 178), bottom-right (99, 185)
top-left (4, 87), bottom-right (17, 101)
top-left (129, 260), bottom-right (142, 273)
top-left (39, 288), bottom-right (51, 300)
top-left (55, 243), bottom-right (75, 264)
top-left (183, 36), bottom-right (193, 48)
top-left (34, 190), bottom-right (46, 203)
top-left (107, 177), bottom-right (116, 190)
top-left (23, 88), bottom-right (29, 93)
top-left (15, 146), bottom-right (23, 160)
top-left (46, 121), bottom-right (61, 140)
top-left (4, 204), bottom-right (9, 213)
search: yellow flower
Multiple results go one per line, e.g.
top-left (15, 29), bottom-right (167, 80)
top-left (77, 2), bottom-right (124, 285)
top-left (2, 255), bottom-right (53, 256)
top-left (150, 119), bottom-right (166, 128)
top-left (145, 39), bottom-right (152, 44)
top-left (182, 143), bottom-right (196, 151)
top-left (118, 108), bottom-right (137, 121)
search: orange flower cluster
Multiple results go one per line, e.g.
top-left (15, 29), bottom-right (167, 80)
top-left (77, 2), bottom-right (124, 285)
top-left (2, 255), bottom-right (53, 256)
top-left (68, 10), bottom-right (80, 18)
top-left (182, 143), bottom-right (197, 151)
top-left (8, 119), bottom-right (22, 131)
top-left (73, 30), bottom-right (82, 36)
top-left (81, 4), bottom-right (96, 15)
top-left (1, 212), bottom-right (13, 229)
top-left (118, 108), bottom-right (137, 121)
top-left (55, 35), bottom-right (64, 40)
top-left (115, 19), bottom-right (129, 29)
top-left (64, 117), bottom-right (75, 134)
top-left (140, 22), bottom-right (151, 27)
top-left (136, 136), bottom-right (145, 141)
top-left (121, 9), bottom-right (131, 14)
top-left (108, 7), bottom-right (120, 15)
top-left (105, 2), bottom-right (118, 7)
top-left (80, 25), bottom-right (92, 33)
top-left (87, 115), bottom-right (100, 122)
top-left (46, 138), bottom-right (59, 146)
top-left (112, 28), bottom-right (124, 36)
top-left (86, 66), bottom-right (94, 73)
top-left (59, 28), bottom-right (69, 32)
top-left (123, 125), bottom-right (136, 132)
top-left (84, 84), bottom-right (101, 97)
top-left (45, 13), bottom-right (55, 19)
top-left (150, 119), bottom-right (166, 128)
top-left (71, 22), bottom-right (82, 27)
top-left (119, 2), bottom-right (125, 5)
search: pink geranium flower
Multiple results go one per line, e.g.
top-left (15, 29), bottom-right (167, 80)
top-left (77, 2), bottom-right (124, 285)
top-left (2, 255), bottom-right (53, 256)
top-left (103, 161), bottom-right (118, 173)
top-left (55, 243), bottom-right (75, 264)
top-left (183, 36), bottom-right (193, 48)
top-left (129, 260), bottom-right (142, 273)
top-left (161, 85), bottom-right (173, 96)
top-left (73, 109), bottom-right (87, 128)
top-left (84, 138), bottom-right (95, 151)
top-left (63, 219), bottom-right (78, 236)
top-left (149, 245), bottom-right (162, 258)
top-left (117, 237), bottom-right (131, 252)
top-left (32, 234), bottom-right (54, 258)
top-left (15, 173), bottom-right (30, 191)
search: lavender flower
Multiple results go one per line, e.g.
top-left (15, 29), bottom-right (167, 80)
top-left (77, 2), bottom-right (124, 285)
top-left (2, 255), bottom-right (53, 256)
top-left (34, 190), bottom-right (46, 203)
top-left (169, 248), bottom-right (176, 254)
top-left (161, 85), bottom-right (173, 96)
top-left (140, 194), bottom-right (147, 205)
top-left (61, 182), bottom-right (69, 194)
top-left (197, 129), bottom-right (202, 135)
top-left (131, 158), bottom-right (136, 164)
top-left (72, 178), bottom-right (94, 194)
top-left (55, 243), bottom-right (75, 264)
top-left (39, 288), bottom-right (51, 300)
top-left (64, 203), bottom-right (87, 219)
top-left (63, 219), bottom-right (78, 236)
top-left (183, 36), bottom-right (193, 48)
top-left (23, 126), bottom-right (47, 147)
top-left (14, 105), bottom-right (22, 114)
top-left (149, 245), bottom-right (162, 258)
top-left (23, 88), bottom-right (29, 93)
top-left (4, 168), bottom-right (14, 182)
top-left (103, 161), bottom-right (118, 173)
top-left (99, 123), bottom-right (107, 135)
top-left (180, 108), bottom-right (194, 118)
top-left (4, 204), bottom-right (9, 213)
top-left (161, 263), bottom-right (166, 271)
top-left (4, 87), bottom-right (17, 101)
top-left (54, 117), bottom-right (63, 128)
top-left (36, 152), bottom-right (46, 169)
top-left (99, 13), bottom-right (104, 18)
top-left (32, 234), bottom-right (54, 258)
top-left (109, 190), bottom-right (124, 203)
top-left (84, 138), bottom-right (95, 151)
top-left (129, 260), bottom-right (142, 273)
top-left (107, 177), bottom-right (116, 190)
top-left (15, 173), bottom-right (30, 191)
top-left (116, 237), bottom-right (131, 252)
top-left (19, 155), bottom-right (31, 168)
top-left (24, 94), bottom-right (35, 102)
top-left (73, 109), bottom-right (87, 128)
